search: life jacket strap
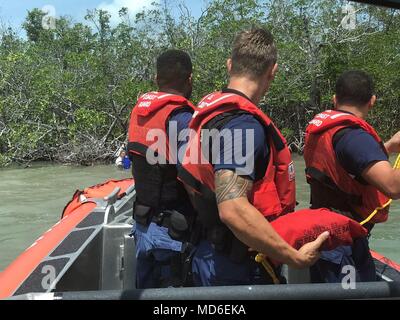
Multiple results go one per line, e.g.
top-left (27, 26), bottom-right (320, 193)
top-left (305, 167), bottom-right (363, 206)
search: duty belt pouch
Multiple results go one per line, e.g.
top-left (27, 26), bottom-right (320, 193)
top-left (208, 225), bottom-right (248, 262)
top-left (166, 210), bottom-right (189, 241)
top-left (133, 204), bottom-right (152, 226)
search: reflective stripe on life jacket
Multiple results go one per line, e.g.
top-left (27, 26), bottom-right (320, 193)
top-left (178, 91), bottom-right (296, 226)
top-left (304, 109), bottom-right (390, 224)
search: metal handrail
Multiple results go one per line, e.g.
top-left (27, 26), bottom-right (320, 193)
top-left (10, 281), bottom-right (400, 300)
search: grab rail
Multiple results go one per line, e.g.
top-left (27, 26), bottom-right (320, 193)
top-left (9, 281), bottom-right (400, 300)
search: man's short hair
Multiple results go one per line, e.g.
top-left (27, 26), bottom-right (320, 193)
top-left (156, 49), bottom-right (192, 90)
top-left (336, 70), bottom-right (375, 107)
top-left (231, 28), bottom-right (277, 79)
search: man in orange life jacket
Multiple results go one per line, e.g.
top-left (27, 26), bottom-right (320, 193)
top-left (127, 50), bottom-right (196, 288)
top-left (178, 28), bottom-right (329, 286)
top-left (304, 70), bottom-right (400, 283)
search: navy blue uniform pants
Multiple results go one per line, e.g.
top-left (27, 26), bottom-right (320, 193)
top-left (191, 240), bottom-right (275, 286)
top-left (310, 237), bottom-right (377, 283)
top-left (132, 222), bottom-right (184, 289)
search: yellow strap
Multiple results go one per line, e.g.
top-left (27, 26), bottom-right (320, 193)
top-left (360, 153), bottom-right (400, 226)
top-left (255, 254), bottom-right (280, 284)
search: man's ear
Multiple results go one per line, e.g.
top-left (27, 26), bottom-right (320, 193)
top-left (189, 73), bottom-right (193, 84)
top-left (369, 95), bottom-right (377, 110)
top-left (271, 63), bottom-right (278, 78)
top-left (155, 74), bottom-right (159, 86)
top-left (226, 58), bottom-right (233, 74)
top-left (266, 63), bottom-right (278, 81)
top-left (332, 95), bottom-right (337, 109)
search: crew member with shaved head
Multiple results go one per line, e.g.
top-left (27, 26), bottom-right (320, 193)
top-left (128, 50), bottom-right (196, 288)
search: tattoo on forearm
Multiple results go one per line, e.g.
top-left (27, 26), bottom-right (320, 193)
top-left (215, 170), bottom-right (253, 204)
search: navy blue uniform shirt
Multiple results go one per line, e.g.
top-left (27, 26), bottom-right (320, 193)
top-left (213, 88), bottom-right (270, 181)
top-left (169, 109), bottom-right (193, 151)
top-left (333, 112), bottom-right (388, 178)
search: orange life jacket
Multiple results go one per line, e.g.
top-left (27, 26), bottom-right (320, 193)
top-left (127, 91), bottom-right (196, 209)
top-left (304, 109), bottom-right (390, 224)
top-left (178, 91), bottom-right (296, 226)
top-left (128, 91), bottom-right (195, 160)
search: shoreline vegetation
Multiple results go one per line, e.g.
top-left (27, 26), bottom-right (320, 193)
top-left (0, 0), bottom-right (399, 167)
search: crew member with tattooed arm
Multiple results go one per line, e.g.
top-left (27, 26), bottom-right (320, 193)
top-left (178, 28), bottom-right (329, 286)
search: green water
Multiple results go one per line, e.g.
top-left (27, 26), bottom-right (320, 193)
top-left (0, 164), bottom-right (131, 271)
top-left (0, 157), bottom-right (399, 271)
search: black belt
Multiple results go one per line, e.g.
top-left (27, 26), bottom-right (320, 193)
top-left (306, 167), bottom-right (363, 206)
top-left (133, 203), bottom-right (193, 243)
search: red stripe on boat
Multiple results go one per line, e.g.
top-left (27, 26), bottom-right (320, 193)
top-left (0, 178), bottom-right (134, 299)
top-left (371, 250), bottom-right (400, 272)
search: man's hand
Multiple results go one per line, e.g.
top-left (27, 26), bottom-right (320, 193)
top-left (215, 169), bottom-right (329, 268)
top-left (293, 231), bottom-right (330, 269)
top-left (385, 130), bottom-right (400, 154)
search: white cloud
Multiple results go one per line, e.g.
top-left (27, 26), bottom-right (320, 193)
top-left (97, 0), bottom-right (157, 24)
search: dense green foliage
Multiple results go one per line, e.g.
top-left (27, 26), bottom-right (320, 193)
top-left (0, 0), bottom-right (399, 166)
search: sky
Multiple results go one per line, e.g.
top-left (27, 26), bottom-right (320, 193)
top-left (0, 0), bottom-right (205, 34)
